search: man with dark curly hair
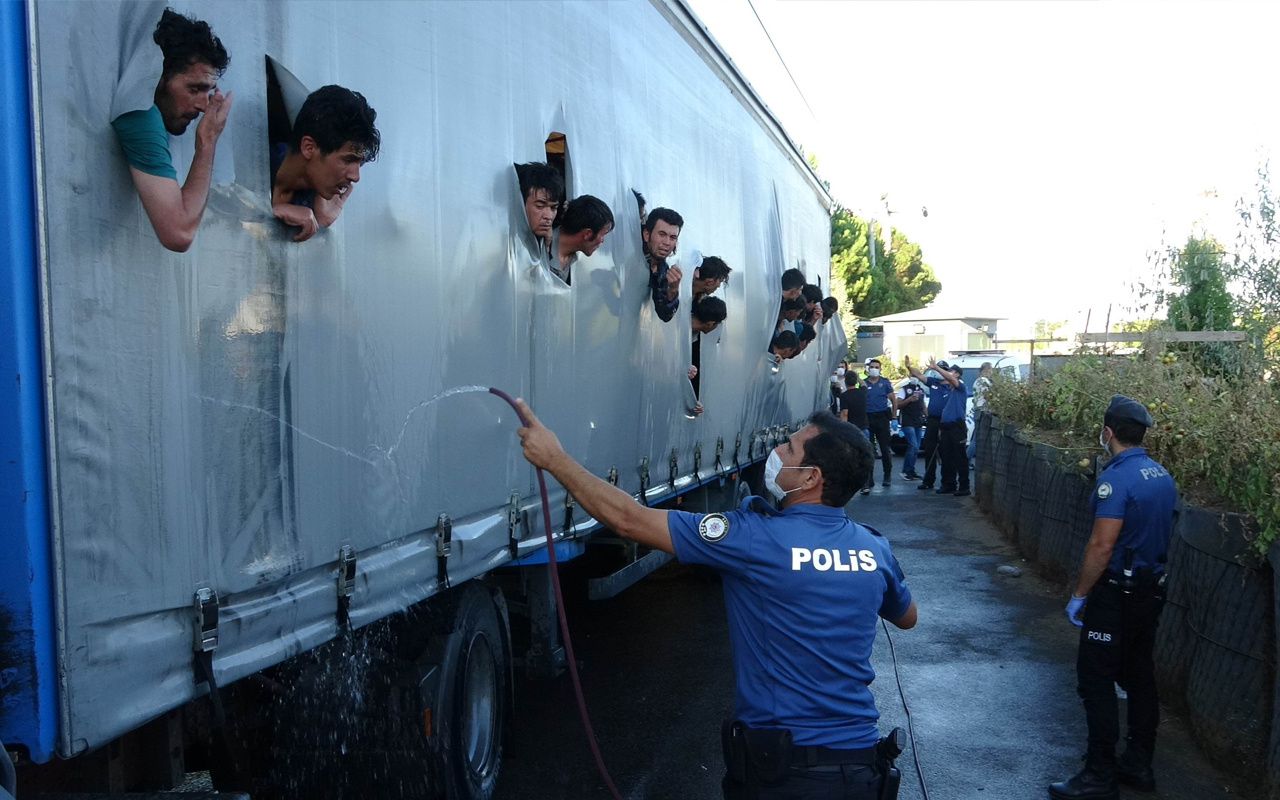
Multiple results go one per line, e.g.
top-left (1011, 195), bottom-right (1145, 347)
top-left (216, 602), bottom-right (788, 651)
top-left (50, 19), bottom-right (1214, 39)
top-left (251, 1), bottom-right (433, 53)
top-left (271, 86), bottom-right (381, 242)
top-left (111, 8), bottom-right (232, 252)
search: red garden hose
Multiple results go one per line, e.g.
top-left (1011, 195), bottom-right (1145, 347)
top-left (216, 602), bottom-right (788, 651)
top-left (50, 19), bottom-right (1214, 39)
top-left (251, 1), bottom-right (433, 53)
top-left (488, 387), bottom-right (625, 800)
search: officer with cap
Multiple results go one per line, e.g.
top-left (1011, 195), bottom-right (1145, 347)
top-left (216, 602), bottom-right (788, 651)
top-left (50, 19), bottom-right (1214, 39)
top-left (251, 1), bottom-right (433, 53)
top-left (903, 355), bottom-right (950, 490)
top-left (1050, 395), bottom-right (1177, 800)
top-left (512, 399), bottom-right (918, 799)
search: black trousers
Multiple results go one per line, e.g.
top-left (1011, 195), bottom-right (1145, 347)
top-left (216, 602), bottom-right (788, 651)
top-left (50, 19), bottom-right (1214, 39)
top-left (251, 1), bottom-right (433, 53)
top-left (919, 416), bottom-right (942, 485)
top-left (938, 420), bottom-right (969, 491)
top-left (866, 411), bottom-right (893, 483)
top-left (1077, 580), bottom-right (1162, 755)
top-left (724, 765), bottom-right (882, 800)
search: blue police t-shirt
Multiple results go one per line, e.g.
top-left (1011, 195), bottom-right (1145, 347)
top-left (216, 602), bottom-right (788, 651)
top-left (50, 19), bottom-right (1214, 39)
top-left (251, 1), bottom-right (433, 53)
top-left (941, 381), bottom-right (968, 424)
top-left (925, 376), bottom-right (950, 417)
top-left (668, 497), bottom-right (912, 749)
top-left (1089, 447), bottom-right (1177, 573)
top-left (864, 378), bottom-right (894, 413)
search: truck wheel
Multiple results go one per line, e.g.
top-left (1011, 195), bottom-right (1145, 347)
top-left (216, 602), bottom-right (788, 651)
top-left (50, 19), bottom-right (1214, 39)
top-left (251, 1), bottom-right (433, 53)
top-left (432, 584), bottom-right (508, 800)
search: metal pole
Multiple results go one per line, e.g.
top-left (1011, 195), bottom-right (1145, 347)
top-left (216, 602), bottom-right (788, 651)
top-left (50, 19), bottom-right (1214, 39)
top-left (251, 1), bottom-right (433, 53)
top-left (868, 217), bottom-right (876, 274)
top-left (1102, 304), bottom-right (1112, 357)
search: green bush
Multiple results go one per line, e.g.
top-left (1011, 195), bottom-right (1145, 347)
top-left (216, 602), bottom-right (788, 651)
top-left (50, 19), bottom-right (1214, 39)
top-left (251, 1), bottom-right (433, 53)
top-left (985, 346), bottom-right (1280, 556)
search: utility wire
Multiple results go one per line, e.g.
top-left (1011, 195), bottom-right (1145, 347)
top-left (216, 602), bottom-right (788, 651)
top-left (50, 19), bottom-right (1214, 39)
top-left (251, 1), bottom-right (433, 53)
top-left (745, 0), bottom-right (818, 123)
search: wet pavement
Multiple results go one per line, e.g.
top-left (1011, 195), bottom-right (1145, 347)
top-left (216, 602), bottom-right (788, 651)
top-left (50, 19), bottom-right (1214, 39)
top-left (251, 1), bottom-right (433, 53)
top-left (494, 470), bottom-right (1258, 800)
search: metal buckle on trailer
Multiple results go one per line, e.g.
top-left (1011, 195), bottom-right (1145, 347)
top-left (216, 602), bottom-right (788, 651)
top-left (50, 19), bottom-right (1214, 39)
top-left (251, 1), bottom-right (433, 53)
top-left (336, 545), bottom-right (357, 627)
top-left (748, 431), bottom-right (757, 461)
top-left (563, 491), bottom-right (577, 536)
top-left (336, 545), bottom-right (356, 601)
top-left (608, 466), bottom-right (618, 486)
top-left (436, 514), bottom-right (453, 590)
top-left (507, 492), bottom-right (521, 558)
top-left (638, 458), bottom-right (650, 505)
top-left (693, 441), bottom-right (703, 477)
top-left (193, 587), bottom-right (219, 654)
top-left (669, 448), bottom-right (679, 491)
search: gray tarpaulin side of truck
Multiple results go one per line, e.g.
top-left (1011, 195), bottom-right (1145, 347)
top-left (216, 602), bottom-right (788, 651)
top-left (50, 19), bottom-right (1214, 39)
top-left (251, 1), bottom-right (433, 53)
top-left (22, 0), bottom-right (837, 759)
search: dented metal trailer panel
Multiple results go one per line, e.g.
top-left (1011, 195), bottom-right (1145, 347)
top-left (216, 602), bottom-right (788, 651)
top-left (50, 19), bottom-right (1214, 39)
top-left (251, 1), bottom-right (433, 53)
top-left (22, 0), bottom-right (836, 758)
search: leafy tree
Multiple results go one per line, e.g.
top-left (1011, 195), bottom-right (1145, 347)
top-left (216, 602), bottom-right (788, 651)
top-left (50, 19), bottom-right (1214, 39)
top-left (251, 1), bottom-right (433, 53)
top-left (828, 206), bottom-right (940, 319)
top-left (1167, 235), bottom-right (1233, 332)
top-left (803, 150), bottom-right (941, 322)
top-left (1118, 318), bottom-right (1160, 333)
top-left (1230, 162), bottom-right (1280, 371)
top-left (1033, 319), bottom-right (1069, 340)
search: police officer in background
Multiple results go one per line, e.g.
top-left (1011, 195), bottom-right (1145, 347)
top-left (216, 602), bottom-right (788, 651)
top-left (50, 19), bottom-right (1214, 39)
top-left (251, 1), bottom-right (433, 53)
top-left (1051, 395), bottom-right (1176, 800)
top-left (903, 355), bottom-right (950, 490)
top-left (862, 359), bottom-right (898, 488)
top-left (931, 360), bottom-right (970, 497)
top-left (513, 400), bottom-right (918, 799)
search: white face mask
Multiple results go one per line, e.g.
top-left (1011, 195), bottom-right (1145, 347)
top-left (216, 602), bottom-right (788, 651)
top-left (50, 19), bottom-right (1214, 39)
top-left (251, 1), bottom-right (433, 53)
top-left (924, 369), bottom-right (940, 380)
top-left (867, 368), bottom-right (880, 378)
top-left (763, 450), bottom-right (810, 501)
top-left (836, 368), bottom-right (846, 377)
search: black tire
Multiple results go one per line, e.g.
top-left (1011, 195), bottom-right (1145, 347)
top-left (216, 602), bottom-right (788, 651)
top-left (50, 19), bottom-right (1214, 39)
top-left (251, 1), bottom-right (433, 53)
top-left (434, 584), bottom-right (508, 800)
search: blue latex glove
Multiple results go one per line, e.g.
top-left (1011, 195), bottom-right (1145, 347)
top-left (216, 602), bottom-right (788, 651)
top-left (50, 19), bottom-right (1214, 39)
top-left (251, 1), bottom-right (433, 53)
top-left (1065, 594), bottom-right (1086, 627)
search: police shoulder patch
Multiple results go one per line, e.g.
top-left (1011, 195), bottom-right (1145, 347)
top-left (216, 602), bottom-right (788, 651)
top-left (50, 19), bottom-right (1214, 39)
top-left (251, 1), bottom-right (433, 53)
top-left (698, 513), bottom-right (730, 543)
top-left (1097, 482), bottom-right (1113, 499)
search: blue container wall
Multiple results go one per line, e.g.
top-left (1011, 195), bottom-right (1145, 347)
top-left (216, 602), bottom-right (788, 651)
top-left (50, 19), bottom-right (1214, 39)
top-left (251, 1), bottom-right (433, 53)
top-left (0, 0), bottom-right (58, 764)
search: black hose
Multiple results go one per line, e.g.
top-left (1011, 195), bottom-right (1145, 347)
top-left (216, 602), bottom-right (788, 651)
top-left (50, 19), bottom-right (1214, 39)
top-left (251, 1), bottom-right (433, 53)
top-left (881, 619), bottom-right (931, 800)
top-left (489, 388), bottom-right (625, 800)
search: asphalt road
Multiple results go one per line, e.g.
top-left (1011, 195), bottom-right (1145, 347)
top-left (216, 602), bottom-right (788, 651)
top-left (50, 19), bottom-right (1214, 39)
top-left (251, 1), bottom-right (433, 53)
top-left (493, 472), bottom-right (1258, 800)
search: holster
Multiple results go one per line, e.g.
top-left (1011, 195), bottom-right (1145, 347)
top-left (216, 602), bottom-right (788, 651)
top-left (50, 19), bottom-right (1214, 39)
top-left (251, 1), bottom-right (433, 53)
top-left (722, 720), bottom-right (793, 787)
top-left (875, 730), bottom-right (902, 800)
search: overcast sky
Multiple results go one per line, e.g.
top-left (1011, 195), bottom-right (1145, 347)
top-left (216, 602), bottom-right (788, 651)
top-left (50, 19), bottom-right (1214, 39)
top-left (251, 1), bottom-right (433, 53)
top-left (687, 0), bottom-right (1279, 332)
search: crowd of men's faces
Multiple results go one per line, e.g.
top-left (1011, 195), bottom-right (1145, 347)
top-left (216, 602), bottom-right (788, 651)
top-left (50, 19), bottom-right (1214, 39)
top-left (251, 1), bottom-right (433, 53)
top-left (114, 10), bottom-right (381, 251)
top-left (770, 268), bottom-right (836, 364)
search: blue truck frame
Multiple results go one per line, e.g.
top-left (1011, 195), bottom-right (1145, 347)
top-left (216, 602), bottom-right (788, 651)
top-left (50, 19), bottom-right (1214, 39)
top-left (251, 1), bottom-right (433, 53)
top-left (0, 0), bottom-right (57, 767)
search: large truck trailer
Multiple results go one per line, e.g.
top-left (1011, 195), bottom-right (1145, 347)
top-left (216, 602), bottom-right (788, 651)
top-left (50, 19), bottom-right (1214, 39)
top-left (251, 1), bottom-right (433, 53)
top-left (0, 1), bottom-right (841, 796)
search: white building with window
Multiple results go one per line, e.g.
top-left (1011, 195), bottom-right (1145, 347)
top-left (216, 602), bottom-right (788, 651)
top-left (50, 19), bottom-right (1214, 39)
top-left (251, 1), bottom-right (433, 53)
top-left (872, 306), bottom-right (1004, 365)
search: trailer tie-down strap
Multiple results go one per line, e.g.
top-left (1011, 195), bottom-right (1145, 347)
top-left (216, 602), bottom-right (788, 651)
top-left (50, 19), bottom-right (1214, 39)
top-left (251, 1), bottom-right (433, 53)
top-left (192, 589), bottom-right (244, 790)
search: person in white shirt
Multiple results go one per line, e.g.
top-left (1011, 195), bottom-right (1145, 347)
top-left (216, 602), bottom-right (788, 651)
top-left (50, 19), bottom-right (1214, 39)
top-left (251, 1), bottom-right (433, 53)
top-left (967, 362), bottom-right (994, 465)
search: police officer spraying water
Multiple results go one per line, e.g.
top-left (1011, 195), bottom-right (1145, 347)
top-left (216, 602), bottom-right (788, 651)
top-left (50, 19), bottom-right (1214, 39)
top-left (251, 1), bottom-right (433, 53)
top-left (1050, 395), bottom-right (1176, 800)
top-left (512, 400), bottom-right (917, 799)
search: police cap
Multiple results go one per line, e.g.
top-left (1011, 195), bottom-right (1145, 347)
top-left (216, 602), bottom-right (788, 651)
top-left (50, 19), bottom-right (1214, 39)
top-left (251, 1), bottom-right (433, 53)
top-left (935, 360), bottom-right (950, 369)
top-left (1105, 394), bottom-right (1153, 428)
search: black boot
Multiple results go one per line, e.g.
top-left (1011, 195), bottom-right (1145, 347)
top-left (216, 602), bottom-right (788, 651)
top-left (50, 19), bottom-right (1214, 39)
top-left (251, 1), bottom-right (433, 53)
top-left (1116, 737), bottom-right (1155, 792)
top-left (1048, 750), bottom-right (1119, 800)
